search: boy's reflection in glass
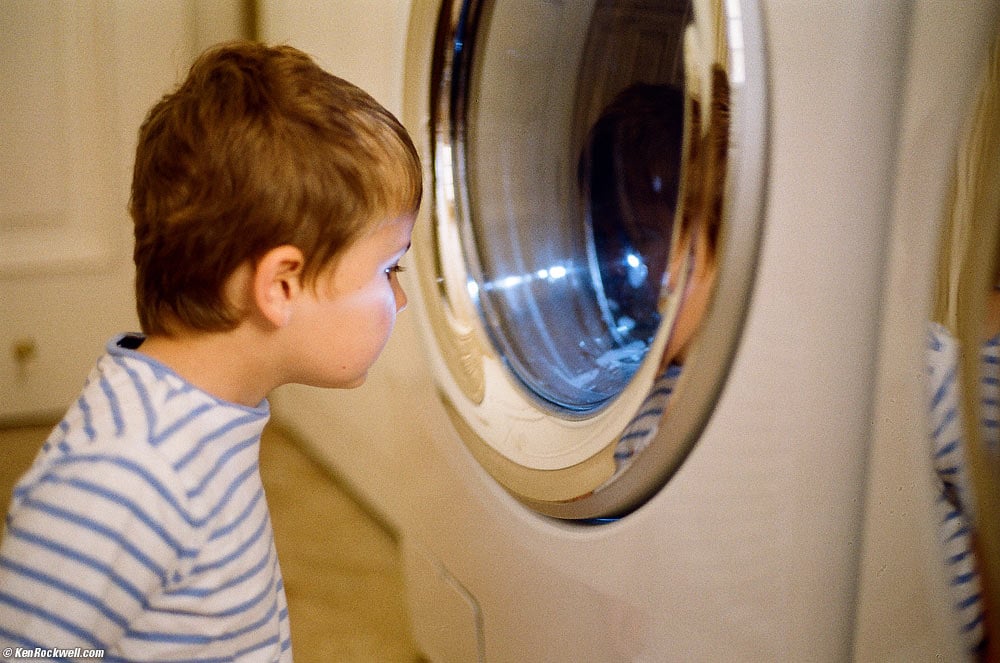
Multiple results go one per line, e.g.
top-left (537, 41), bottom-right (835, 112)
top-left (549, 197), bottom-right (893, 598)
top-left (580, 66), bottom-right (728, 472)
top-left (581, 82), bottom-right (685, 348)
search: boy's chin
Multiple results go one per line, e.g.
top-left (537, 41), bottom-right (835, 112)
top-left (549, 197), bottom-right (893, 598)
top-left (338, 375), bottom-right (368, 389)
top-left (320, 373), bottom-right (368, 390)
top-left (293, 367), bottom-right (370, 391)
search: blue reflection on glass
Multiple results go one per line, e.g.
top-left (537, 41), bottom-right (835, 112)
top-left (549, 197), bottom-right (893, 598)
top-left (482, 263), bottom-right (573, 294)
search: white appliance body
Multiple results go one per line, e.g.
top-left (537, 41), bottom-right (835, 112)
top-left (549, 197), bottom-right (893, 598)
top-left (261, 2), bottom-right (999, 660)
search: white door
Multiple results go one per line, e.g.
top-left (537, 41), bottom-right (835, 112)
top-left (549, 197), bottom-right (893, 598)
top-left (0, 1), bottom-right (246, 422)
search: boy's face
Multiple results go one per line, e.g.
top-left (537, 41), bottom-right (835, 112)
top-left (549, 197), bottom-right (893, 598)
top-left (289, 212), bottom-right (416, 389)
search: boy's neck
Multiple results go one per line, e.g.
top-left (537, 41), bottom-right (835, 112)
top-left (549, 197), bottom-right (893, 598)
top-left (137, 327), bottom-right (279, 408)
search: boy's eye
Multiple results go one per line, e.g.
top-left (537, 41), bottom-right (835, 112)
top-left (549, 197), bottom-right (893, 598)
top-left (385, 264), bottom-right (405, 277)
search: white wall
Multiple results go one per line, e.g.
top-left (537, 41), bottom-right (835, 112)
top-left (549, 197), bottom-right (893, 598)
top-left (259, 0), bottom-right (412, 116)
top-left (0, 1), bottom-right (246, 422)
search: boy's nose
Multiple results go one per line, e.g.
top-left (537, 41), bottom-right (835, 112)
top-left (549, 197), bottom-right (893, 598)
top-left (394, 280), bottom-right (408, 313)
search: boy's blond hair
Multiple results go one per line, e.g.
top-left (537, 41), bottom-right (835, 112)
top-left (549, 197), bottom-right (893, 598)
top-left (130, 41), bottom-right (422, 335)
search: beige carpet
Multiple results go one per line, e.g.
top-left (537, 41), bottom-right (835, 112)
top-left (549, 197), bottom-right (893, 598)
top-left (0, 422), bottom-right (423, 662)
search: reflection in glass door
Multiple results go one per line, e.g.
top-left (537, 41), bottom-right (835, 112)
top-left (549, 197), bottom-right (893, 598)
top-left (420, 0), bottom-right (767, 517)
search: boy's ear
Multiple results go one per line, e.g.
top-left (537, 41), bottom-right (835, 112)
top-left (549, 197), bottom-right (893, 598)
top-left (253, 245), bottom-right (306, 328)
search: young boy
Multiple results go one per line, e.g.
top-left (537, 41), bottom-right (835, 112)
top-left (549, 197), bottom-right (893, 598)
top-left (0, 41), bottom-right (421, 661)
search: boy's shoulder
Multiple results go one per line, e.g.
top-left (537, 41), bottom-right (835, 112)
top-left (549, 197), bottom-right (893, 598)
top-left (62, 334), bottom-right (243, 447)
top-left (16, 334), bottom-right (270, 506)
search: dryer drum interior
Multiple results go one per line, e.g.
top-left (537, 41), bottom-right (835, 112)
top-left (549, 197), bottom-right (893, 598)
top-left (415, 0), bottom-right (768, 519)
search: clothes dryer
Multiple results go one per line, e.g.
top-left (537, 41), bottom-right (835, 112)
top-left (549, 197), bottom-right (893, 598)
top-left (260, 1), bottom-right (999, 660)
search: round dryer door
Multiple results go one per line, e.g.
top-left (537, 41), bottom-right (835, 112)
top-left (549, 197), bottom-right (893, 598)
top-left (412, 0), bottom-right (768, 519)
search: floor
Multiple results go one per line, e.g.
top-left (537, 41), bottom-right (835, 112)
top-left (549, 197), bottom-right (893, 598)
top-left (0, 423), bottom-right (424, 663)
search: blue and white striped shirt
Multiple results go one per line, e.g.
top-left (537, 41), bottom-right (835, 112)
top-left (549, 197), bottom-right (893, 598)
top-left (613, 363), bottom-right (683, 466)
top-left (0, 334), bottom-right (292, 662)
top-left (927, 322), bottom-right (994, 659)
